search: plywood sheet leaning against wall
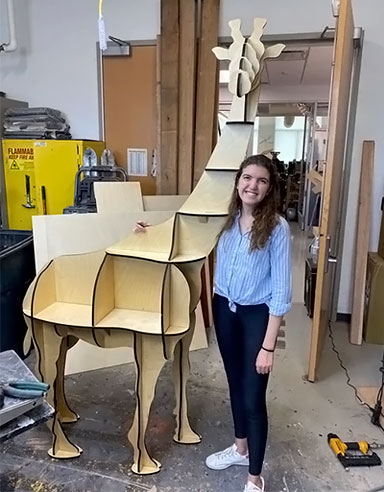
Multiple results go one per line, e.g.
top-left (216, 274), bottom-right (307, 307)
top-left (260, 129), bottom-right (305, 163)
top-left (23, 18), bottom-right (284, 475)
top-left (350, 141), bottom-right (375, 344)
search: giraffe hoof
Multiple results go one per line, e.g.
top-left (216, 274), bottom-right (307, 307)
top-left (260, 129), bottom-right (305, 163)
top-left (48, 444), bottom-right (82, 459)
top-left (131, 458), bottom-right (162, 475)
top-left (173, 429), bottom-right (202, 444)
top-left (60, 412), bottom-right (80, 424)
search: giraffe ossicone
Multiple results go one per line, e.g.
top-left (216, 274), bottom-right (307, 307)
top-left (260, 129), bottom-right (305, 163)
top-left (212, 17), bottom-right (285, 98)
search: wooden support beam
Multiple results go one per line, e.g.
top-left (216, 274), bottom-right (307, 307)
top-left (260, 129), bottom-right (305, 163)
top-left (350, 140), bottom-right (375, 344)
top-left (178, 0), bottom-right (198, 194)
top-left (193, 0), bottom-right (220, 187)
top-left (158, 0), bottom-right (180, 194)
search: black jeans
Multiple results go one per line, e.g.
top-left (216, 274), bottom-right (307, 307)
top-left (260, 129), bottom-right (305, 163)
top-left (213, 294), bottom-right (270, 476)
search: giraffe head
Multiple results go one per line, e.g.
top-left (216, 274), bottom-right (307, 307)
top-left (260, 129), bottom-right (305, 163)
top-left (213, 18), bottom-right (285, 97)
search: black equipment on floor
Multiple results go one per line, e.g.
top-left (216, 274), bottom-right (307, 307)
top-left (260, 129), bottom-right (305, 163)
top-left (63, 164), bottom-right (128, 214)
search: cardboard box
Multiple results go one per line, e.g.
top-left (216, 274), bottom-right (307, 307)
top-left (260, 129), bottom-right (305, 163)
top-left (378, 201), bottom-right (384, 259)
top-left (363, 252), bottom-right (384, 344)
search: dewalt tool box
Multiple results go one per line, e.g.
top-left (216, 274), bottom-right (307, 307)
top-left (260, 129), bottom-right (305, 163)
top-left (2, 139), bottom-right (105, 229)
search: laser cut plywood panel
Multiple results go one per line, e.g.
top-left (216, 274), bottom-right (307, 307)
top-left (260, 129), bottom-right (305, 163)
top-left (206, 123), bottom-right (254, 170)
top-left (171, 214), bottom-right (226, 261)
top-left (54, 251), bottom-right (106, 305)
top-left (93, 255), bottom-right (115, 326)
top-left (179, 171), bottom-right (235, 215)
top-left (143, 195), bottom-right (188, 211)
top-left (107, 216), bottom-right (176, 261)
top-left (94, 182), bottom-right (144, 213)
top-left (32, 263), bottom-right (57, 317)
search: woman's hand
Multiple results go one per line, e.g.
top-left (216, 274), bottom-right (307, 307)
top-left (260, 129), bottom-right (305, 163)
top-left (255, 348), bottom-right (274, 374)
top-left (133, 220), bottom-right (150, 233)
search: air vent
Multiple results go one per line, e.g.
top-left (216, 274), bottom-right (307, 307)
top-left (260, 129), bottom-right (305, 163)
top-left (127, 148), bottom-right (147, 176)
top-left (271, 49), bottom-right (308, 62)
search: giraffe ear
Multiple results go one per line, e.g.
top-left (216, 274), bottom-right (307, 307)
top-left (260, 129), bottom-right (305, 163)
top-left (263, 43), bottom-right (285, 60)
top-left (212, 46), bottom-right (230, 60)
top-left (228, 19), bottom-right (244, 44)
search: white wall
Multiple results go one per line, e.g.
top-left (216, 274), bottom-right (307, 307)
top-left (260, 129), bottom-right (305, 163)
top-left (0, 0), bottom-right (333, 139)
top-left (1, 0), bottom-right (383, 314)
top-left (337, 1), bottom-right (384, 313)
top-left (0, 0), bottom-right (160, 138)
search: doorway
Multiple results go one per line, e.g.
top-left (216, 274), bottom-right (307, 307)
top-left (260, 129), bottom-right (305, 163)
top-left (217, 19), bottom-right (362, 380)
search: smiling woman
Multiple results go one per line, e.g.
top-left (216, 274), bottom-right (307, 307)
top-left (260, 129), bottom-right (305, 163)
top-left (206, 153), bottom-right (292, 492)
top-left (237, 165), bottom-right (270, 213)
top-left (221, 154), bottom-right (280, 250)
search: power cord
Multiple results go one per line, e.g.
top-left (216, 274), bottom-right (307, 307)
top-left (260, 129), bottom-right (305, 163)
top-left (328, 321), bottom-right (384, 432)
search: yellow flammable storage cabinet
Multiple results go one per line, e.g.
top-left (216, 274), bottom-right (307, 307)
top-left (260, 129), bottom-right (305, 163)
top-left (2, 139), bottom-right (105, 229)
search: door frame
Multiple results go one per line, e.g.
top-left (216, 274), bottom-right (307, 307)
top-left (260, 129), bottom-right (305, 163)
top-left (330, 30), bottom-right (364, 322)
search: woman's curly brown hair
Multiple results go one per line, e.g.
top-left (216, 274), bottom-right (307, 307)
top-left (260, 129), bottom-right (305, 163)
top-left (221, 154), bottom-right (280, 250)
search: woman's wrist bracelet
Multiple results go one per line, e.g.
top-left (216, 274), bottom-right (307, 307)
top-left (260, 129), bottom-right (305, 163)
top-left (261, 346), bottom-right (275, 353)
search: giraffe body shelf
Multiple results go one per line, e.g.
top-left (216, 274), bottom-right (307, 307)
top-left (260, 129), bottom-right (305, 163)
top-left (23, 18), bottom-right (285, 475)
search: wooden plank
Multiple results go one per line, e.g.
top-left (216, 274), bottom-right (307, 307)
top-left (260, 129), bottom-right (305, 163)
top-left (307, 169), bottom-right (323, 194)
top-left (156, 35), bottom-right (162, 190)
top-left (350, 141), bottom-right (374, 344)
top-left (193, 0), bottom-right (220, 187)
top-left (178, 0), bottom-right (197, 194)
top-left (94, 182), bottom-right (144, 213)
top-left (158, 0), bottom-right (179, 194)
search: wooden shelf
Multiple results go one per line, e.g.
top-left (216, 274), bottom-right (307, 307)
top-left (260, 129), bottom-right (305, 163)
top-left (96, 309), bottom-right (162, 333)
top-left (35, 303), bottom-right (92, 327)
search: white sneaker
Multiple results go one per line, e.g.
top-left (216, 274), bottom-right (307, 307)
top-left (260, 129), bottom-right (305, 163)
top-left (205, 444), bottom-right (249, 470)
top-left (244, 477), bottom-right (265, 492)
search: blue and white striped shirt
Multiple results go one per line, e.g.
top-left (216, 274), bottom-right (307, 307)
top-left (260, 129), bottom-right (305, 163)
top-left (214, 215), bottom-right (292, 316)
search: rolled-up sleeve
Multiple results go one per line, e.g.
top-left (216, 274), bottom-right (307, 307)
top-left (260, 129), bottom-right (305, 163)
top-left (268, 218), bottom-right (292, 316)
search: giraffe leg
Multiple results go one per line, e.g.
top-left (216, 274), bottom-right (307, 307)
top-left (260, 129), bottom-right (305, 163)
top-left (32, 321), bottom-right (82, 459)
top-left (128, 333), bottom-right (166, 475)
top-left (173, 312), bottom-right (202, 444)
top-left (56, 335), bottom-right (80, 423)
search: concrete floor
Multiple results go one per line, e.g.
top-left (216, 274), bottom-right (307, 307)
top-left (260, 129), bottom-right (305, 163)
top-left (1, 225), bottom-right (384, 492)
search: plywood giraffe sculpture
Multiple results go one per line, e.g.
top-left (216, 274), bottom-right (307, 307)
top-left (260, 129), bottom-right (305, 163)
top-left (23, 18), bottom-right (284, 475)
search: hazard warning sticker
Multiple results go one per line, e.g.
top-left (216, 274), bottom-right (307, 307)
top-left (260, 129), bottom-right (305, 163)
top-left (10, 160), bottom-right (20, 170)
top-left (7, 146), bottom-right (35, 171)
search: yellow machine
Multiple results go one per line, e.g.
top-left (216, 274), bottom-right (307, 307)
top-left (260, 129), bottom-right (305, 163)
top-left (2, 139), bottom-right (105, 229)
top-left (328, 433), bottom-right (382, 467)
